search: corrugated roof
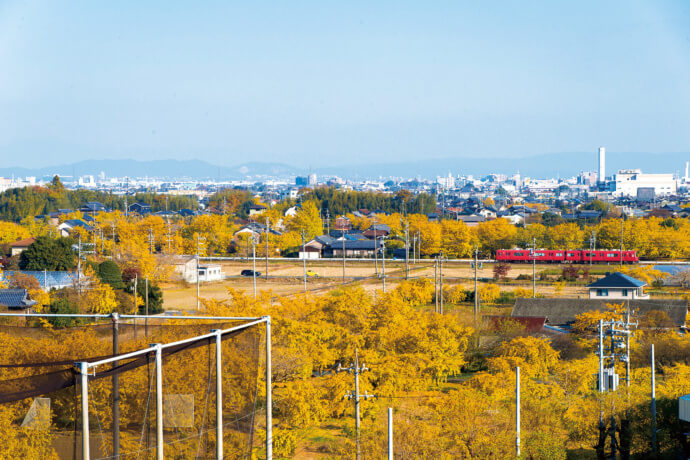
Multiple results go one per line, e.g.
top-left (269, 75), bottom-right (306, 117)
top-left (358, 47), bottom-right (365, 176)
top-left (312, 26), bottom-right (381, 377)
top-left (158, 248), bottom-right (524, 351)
top-left (512, 298), bottom-right (687, 327)
top-left (3, 271), bottom-right (78, 290)
top-left (587, 272), bottom-right (646, 288)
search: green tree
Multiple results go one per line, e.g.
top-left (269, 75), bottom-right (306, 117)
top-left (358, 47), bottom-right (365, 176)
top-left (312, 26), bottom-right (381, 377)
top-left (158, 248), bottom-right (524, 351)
top-left (48, 298), bottom-right (80, 327)
top-left (98, 260), bottom-right (124, 289)
top-left (18, 237), bottom-right (76, 270)
top-left (126, 279), bottom-right (164, 314)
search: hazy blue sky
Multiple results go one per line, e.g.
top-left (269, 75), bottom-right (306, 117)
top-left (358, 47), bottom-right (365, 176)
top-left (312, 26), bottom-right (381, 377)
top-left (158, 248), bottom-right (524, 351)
top-left (1, 1), bottom-right (689, 168)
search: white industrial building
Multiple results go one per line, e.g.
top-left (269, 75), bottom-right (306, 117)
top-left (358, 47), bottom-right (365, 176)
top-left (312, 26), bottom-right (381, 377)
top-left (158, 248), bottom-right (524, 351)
top-left (612, 169), bottom-right (677, 197)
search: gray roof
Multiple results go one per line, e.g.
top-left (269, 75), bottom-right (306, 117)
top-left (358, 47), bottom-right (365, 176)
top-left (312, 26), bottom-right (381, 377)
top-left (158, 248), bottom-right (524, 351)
top-left (587, 272), bottom-right (646, 289)
top-left (512, 298), bottom-right (687, 328)
top-left (0, 289), bottom-right (37, 309)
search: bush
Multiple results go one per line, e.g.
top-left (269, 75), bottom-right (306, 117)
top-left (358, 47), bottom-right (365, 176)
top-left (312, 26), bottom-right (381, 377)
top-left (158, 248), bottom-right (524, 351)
top-left (516, 274), bottom-right (532, 281)
top-left (496, 290), bottom-right (515, 304)
top-left (442, 285), bottom-right (467, 304)
top-left (48, 298), bottom-right (80, 327)
top-left (513, 287), bottom-right (532, 298)
top-left (98, 260), bottom-right (124, 289)
top-left (492, 263), bottom-right (511, 280)
top-left (561, 265), bottom-right (579, 281)
top-left (393, 279), bottom-right (434, 307)
top-left (479, 284), bottom-right (500, 304)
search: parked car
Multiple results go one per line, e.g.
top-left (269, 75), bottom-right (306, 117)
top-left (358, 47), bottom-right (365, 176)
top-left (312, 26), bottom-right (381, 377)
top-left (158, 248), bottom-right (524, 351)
top-left (241, 269), bottom-right (261, 277)
top-left (306, 270), bottom-right (318, 277)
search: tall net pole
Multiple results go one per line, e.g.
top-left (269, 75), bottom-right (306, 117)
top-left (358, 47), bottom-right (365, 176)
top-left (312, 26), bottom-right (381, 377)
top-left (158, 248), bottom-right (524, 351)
top-left (266, 317), bottom-right (273, 460)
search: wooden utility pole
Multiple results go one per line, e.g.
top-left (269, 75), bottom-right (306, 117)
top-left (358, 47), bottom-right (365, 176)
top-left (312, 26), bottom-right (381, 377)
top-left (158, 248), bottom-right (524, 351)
top-left (265, 218), bottom-right (270, 280)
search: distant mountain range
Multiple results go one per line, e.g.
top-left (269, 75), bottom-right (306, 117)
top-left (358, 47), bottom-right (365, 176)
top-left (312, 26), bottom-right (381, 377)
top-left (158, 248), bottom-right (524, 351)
top-left (1, 152), bottom-right (689, 181)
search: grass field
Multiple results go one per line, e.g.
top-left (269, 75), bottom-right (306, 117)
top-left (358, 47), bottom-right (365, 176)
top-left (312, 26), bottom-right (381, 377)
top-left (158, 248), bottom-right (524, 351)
top-left (161, 259), bottom-right (599, 311)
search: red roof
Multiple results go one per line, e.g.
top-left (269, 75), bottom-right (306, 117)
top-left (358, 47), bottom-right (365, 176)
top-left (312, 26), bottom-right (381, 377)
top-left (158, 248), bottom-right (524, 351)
top-left (9, 238), bottom-right (35, 248)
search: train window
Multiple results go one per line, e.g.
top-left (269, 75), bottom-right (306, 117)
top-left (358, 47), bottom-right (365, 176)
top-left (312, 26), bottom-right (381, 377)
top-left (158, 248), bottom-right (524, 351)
top-left (567, 252), bottom-right (576, 256)
top-left (514, 252), bottom-right (523, 256)
top-left (607, 253), bottom-right (615, 257)
top-left (555, 253), bottom-right (563, 256)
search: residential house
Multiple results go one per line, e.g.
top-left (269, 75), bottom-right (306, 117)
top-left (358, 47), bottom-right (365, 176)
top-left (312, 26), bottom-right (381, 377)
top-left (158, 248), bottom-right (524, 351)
top-left (128, 202), bottom-right (153, 215)
top-left (333, 216), bottom-right (352, 231)
top-left (79, 202), bottom-right (108, 214)
top-left (330, 239), bottom-right (382, 258)
top-left (457, 215), bottom-right (485, 227)
top-left (587, 272), bottom-right (649, 299)
top-left (301, 235), bottom-right (336, 259)
top-left (248, 204), bottom-right (267, 216)
top-left (0, 289), bottom-right (37, 310)
top-left (8, 238), bottom-right (36, 257)
top-left (58, 219), bottom-right (94, 237)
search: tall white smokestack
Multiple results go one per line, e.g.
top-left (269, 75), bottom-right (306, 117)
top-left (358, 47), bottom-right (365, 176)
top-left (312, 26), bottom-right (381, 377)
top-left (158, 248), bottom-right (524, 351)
top-left (598, 147), bottom-right (606, 183)
top-left (685, 161), bottom-right (688, 182)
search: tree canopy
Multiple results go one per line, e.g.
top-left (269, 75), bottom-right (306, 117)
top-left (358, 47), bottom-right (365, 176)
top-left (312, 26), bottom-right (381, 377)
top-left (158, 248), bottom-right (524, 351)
top-left (18, 237), bottom-right (76, 271)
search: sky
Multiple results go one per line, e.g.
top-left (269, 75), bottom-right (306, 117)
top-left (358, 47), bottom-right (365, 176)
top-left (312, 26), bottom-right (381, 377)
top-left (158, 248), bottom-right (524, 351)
top-left (1, 1), bottom-right (690, 169)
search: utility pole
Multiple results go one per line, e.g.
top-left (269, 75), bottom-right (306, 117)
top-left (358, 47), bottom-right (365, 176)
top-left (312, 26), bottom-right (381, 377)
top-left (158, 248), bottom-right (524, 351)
top-left (439, 253), bottom-right (444, 315)
top-left (434, 256), bottom-right (439, 313)
top-left (252, 234), bottom-right (257, 299)
top-left (339, 350), bottom-right (373, 460)
top-left (474, 248), bottom-right (479, 323)
top-left (149, 228), bottom-right (154, 254)
top-left (417, 230), bottom-right (420, 262)
top-left (598, 319), bottom-right (604, 393)
top-left (145, 276), bottom-right (149, 338)
top-left (620, 217), bottom-right (624, 267)
top-left (532, 237), bottom-right (536, 298)
top-left (412, 234), bottom-right (416, 265)
top-left (133, 274), bottom-right (138, 339)
top-left (77, 235), bottom-right (82, 296)
top-left (651, 344), bottom-right (657, 457)
top-left (326, 209), bottom-right (330, 234)
top-left (373, 222), bottom-right (378, 277)
top-left (342, 229), bottom-right (346, 285)
top-left (381, 238), bottom-right (386, 293)
top-left (265, 218), bottom-right (270, 280)
top-left (196, 234), bottom-right (201, 311)
top-left (516, 366), bottom-right (520, 458)
top-left (301, 229), bottom-right (307, 293)
top-left (404, 223), bottom-right (409, 280)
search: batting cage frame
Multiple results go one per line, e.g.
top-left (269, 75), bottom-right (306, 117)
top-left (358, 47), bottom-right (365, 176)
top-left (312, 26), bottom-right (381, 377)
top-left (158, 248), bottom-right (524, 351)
top-left (0, 312), bottom-right (273, 460)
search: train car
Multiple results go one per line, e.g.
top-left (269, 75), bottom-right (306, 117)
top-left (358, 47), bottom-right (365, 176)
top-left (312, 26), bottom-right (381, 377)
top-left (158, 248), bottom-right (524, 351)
top-left (496, 249), bottom-right (638, 263)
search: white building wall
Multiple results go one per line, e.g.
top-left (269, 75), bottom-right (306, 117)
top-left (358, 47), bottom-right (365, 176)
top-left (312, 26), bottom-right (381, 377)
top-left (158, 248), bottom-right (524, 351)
top-left (613, 170), bottom-right (677, 197)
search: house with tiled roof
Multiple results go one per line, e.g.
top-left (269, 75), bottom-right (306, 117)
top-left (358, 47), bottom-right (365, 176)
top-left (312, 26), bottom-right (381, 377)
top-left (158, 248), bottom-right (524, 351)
top-left (587, 272), bottom-right (649, 299)
top-left (0, 289), bottom-right (37, 310)
top-left (8, 238), bottom-right (36, 257)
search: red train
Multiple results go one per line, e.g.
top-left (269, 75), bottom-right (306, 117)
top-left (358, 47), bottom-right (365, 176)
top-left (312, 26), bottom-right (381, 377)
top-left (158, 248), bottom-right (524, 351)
top-left (495, 249), bottom-right (638, 264)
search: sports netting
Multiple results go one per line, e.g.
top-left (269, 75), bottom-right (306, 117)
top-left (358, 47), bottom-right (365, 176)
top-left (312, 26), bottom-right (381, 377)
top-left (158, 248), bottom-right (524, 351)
top-left (0, 317), bottom-right (264, 459)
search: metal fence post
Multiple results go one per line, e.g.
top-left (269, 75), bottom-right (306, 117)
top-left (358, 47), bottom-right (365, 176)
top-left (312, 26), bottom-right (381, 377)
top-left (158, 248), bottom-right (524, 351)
top-left (266, 317), bottom-right (272, 460)
top-left (78, 361), bottom-right (90, 460)
top-left (210, 330), bottom-right (224, 459)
